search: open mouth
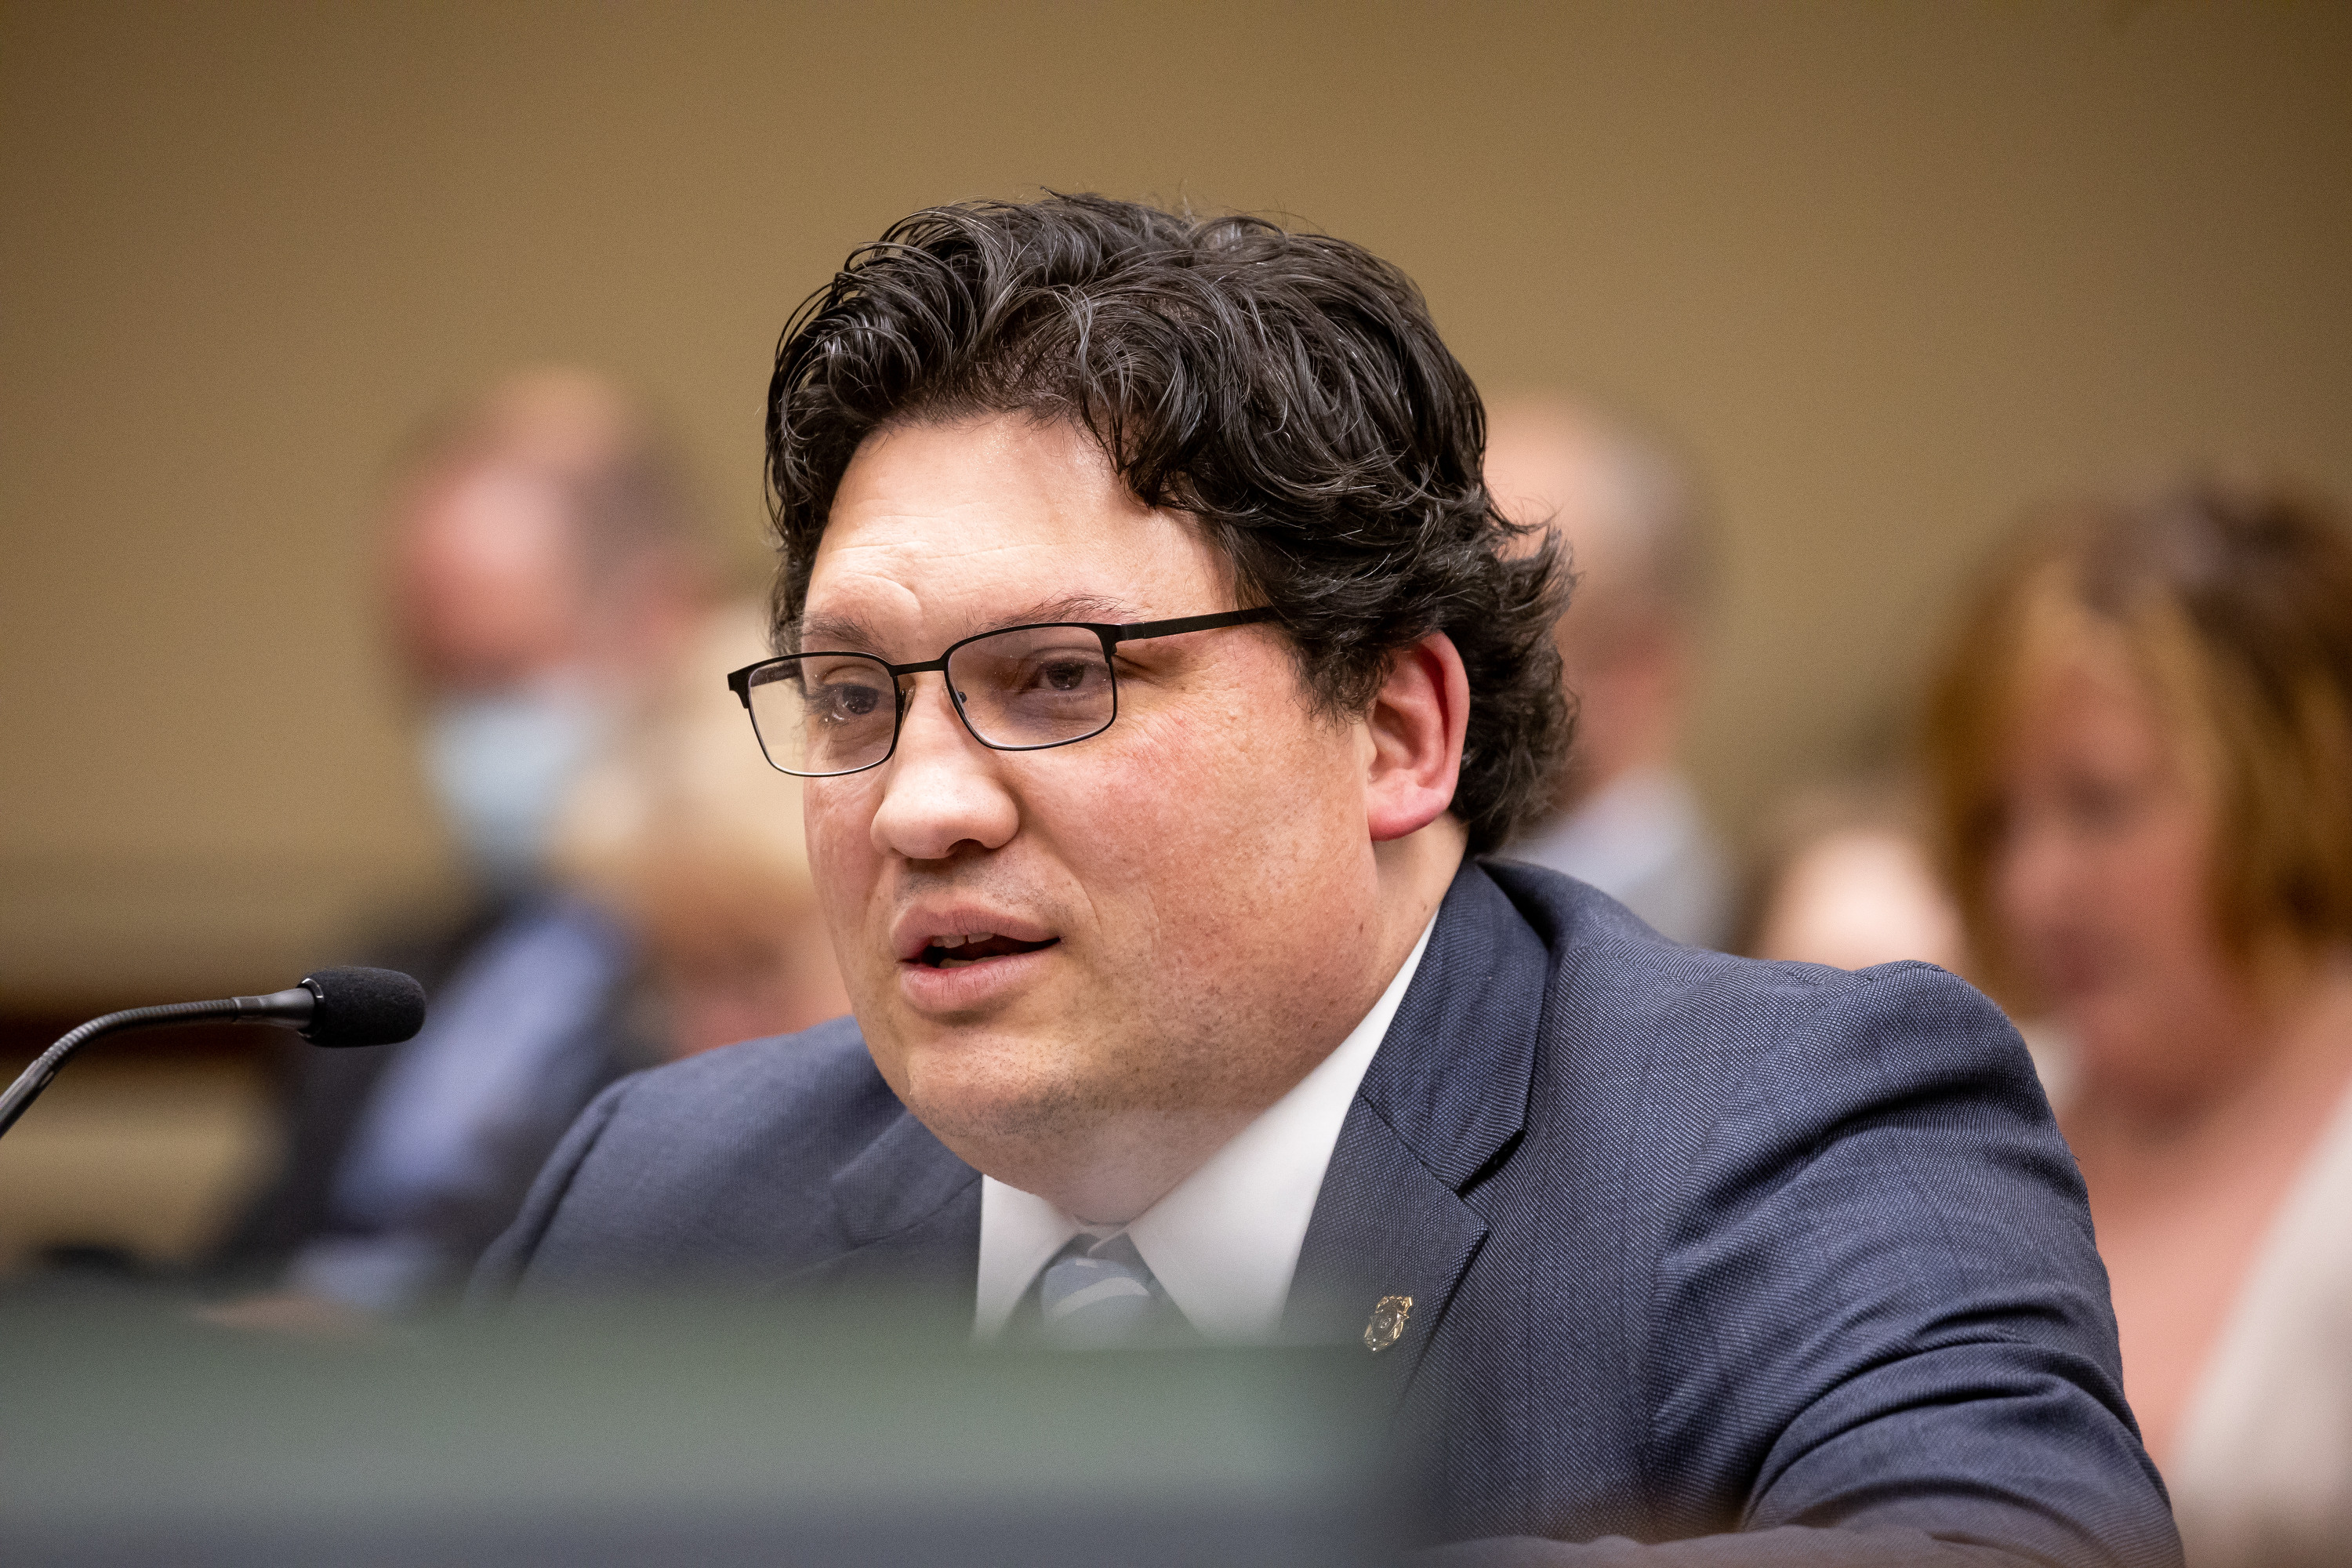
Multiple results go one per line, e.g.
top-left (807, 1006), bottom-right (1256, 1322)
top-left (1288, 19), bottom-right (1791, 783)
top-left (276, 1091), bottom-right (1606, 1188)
top-left (917, 933), bottom-right (1059, 970)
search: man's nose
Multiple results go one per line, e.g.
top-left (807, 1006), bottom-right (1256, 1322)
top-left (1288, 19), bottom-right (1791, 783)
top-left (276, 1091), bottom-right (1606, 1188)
top-left (869, 673), bottom-right (1020, 861)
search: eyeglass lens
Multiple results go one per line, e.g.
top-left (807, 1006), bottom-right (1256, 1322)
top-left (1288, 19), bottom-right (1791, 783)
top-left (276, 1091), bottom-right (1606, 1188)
top-left (744, 624), bottom-right (1117, 775)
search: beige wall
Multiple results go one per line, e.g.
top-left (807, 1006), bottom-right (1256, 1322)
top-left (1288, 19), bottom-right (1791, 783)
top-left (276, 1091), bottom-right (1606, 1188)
top-left (5, 1), bottom-right (2348, 1000)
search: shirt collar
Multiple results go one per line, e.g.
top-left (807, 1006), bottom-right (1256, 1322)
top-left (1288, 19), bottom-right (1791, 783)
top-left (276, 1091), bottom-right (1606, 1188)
top-left (974, 911), bottom-right (1438, 1342)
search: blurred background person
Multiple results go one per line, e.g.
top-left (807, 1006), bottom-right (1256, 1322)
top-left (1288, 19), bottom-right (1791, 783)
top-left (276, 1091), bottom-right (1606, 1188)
top-left (550, 598), bottom-right (849, 1061)
top-left (1737, 774), bottom-right (1965, 975)
top-left (212, 368), bottom-right (714, 1321)
top-left (1483, 395), bottom-right (1731, 948)
top-left (1922, 477), bottom-right (2352, 1568)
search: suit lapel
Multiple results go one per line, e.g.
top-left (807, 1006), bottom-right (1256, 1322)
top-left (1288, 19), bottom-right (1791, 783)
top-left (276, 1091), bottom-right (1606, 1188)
top-left (1289, 862), bottom-right (1551, 1398)
top-left (780, 1104), bottom-right (982, 1308)
top-left (1289, 1101), bottom-right (1490, 1399)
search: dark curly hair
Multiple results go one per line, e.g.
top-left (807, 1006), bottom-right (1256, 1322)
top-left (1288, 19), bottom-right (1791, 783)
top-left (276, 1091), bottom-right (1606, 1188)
top-left (764, 194), bottom-right (1570, 851)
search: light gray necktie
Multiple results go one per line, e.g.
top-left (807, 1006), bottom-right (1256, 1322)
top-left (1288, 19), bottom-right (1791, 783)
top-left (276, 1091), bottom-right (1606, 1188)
top-left (1036, 1232), bottom-right (1182, 1348)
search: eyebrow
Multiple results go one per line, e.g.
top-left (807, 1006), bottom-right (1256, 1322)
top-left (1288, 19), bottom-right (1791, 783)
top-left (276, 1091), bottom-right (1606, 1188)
top-left (793, 593), bottom-right (1138, 655)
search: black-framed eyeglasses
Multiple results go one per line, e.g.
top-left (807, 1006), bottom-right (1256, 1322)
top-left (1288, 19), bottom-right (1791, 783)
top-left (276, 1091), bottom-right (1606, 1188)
top-left (726, 607), bottom-right (1279, 778)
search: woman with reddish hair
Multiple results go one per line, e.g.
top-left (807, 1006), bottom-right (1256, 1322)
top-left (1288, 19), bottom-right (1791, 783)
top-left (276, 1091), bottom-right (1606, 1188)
top-left (1924, 477), bottom-right (2352, 1566)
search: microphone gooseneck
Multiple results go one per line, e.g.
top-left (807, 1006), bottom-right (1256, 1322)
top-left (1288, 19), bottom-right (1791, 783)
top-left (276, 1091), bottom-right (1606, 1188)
top-left (0, 967), bottom-right (426, 1142)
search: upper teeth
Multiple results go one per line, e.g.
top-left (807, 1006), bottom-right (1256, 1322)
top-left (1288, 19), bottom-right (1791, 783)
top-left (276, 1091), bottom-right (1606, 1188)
top-left (933, 932), bottom-right (994, 949)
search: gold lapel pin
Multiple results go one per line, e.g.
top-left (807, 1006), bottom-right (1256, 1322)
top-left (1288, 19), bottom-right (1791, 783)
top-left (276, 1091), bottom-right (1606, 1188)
top-left (1363, 1294), bottom-right (1414, 1352)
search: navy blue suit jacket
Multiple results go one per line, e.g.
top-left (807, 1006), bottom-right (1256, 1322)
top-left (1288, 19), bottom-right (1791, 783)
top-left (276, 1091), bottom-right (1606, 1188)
top-left (477, 861), bottom-right (2178, 1565)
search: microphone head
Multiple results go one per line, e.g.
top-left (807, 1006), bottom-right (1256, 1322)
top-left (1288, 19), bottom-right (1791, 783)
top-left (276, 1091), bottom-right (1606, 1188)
top-left (298, 967), bottom-right (426, 1048)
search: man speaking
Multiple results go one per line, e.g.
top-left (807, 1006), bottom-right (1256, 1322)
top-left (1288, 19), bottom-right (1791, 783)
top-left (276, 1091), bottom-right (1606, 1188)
top-left (477, 197), bottom-right (2175, 1563)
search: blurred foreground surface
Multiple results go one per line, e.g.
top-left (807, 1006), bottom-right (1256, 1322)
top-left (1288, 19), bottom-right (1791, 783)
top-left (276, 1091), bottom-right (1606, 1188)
top-left (0, 1287), bottom-right (1412, 1566)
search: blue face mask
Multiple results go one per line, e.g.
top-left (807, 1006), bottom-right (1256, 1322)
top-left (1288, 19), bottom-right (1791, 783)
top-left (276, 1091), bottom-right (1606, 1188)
top-left (423, 691), bottom-right (608, 888)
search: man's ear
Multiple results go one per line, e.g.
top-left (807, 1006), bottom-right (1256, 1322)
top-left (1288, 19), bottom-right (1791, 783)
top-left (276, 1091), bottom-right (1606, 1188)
top-left (1364, 632), bottom-right (1470, 843)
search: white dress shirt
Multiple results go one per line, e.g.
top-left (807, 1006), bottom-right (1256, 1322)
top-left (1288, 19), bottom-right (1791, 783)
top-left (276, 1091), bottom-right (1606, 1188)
top-left (974, 913), bottom-right (1437, 1343)
top-left (2145, 1073), bottom-right (2352, 1566)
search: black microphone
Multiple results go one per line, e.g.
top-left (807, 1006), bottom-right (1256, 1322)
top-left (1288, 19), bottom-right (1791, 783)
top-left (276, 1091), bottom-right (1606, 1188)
top-left (0, 967), bottom-right (426, 1141)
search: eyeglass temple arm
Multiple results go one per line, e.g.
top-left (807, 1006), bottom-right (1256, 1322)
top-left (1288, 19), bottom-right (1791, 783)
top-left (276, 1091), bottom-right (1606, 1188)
top-left (1105, 606), bottom-right (1279, 644)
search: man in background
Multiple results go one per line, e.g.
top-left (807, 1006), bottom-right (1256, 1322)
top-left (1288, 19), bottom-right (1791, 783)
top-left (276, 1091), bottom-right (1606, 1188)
top-left (213, 368), bottom-right (712, 1319)
top-left (1483, 396), bottom-right (1731, 948)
